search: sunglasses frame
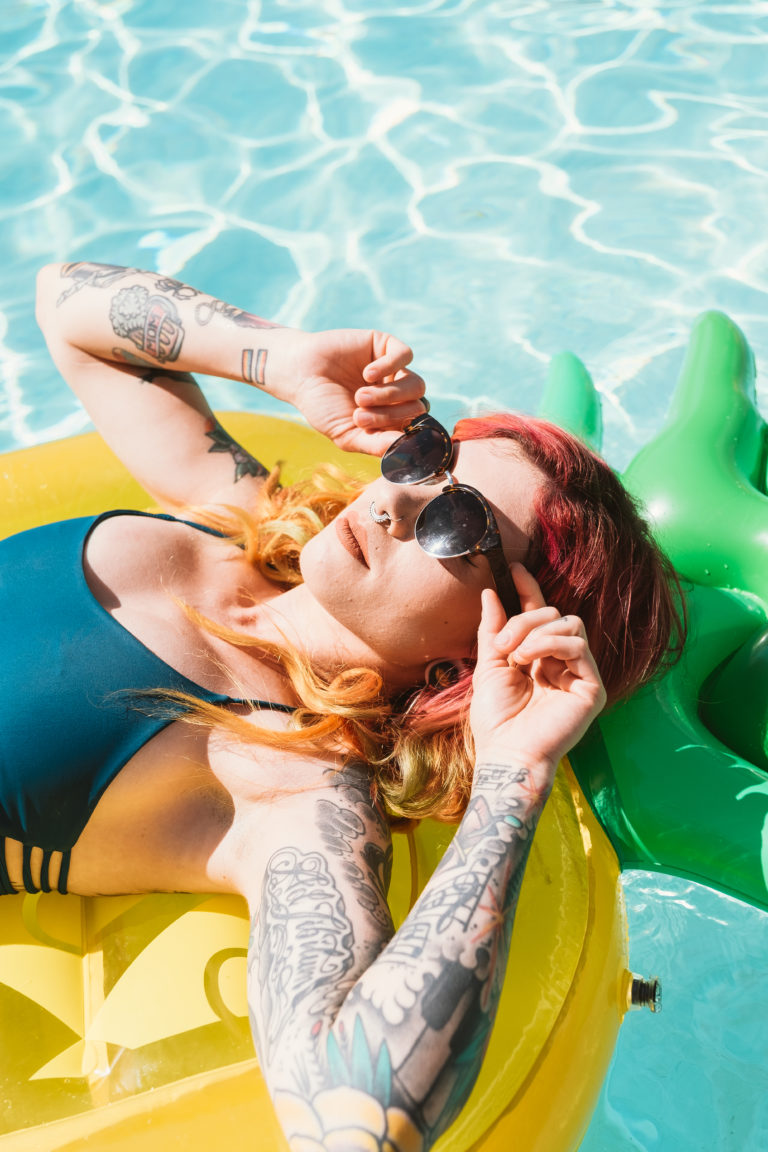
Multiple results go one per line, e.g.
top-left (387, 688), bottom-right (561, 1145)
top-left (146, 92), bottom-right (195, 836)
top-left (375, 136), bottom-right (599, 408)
top-left (381, 414), bottom-right (522, 617)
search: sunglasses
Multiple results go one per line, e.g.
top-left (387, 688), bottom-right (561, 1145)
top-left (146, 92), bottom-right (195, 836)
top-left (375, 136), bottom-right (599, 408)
top-left (381, 413), bottom-right (521, 617)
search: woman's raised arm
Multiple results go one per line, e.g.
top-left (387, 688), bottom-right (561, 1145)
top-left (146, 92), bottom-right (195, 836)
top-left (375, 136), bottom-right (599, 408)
top-left (35, 261), bottom-right (426, 509)
top-left (246, 574), bottom-right (607, 1150)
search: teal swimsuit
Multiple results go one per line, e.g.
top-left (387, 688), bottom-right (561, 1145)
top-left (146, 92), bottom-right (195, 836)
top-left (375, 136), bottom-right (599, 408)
top-left (0, 510), bottom-right (293, 896)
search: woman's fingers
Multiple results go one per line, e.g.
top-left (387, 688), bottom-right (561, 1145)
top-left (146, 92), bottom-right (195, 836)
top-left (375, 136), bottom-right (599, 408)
top-left (354, 372), bottom-right (425, 408)
top-left (481, 593), bottom-right (585, 670)
top-left (354, 398), bottom-right (428, 431)
top-left (518, 633), bottom-right (598, 679)
top-left (353, 371), bottom-right (427, 429)
top-left (496, 610), bottom-right (604, 694)
top-left (476, 588), bottom-right (509, 662)
top-left (510, 613), bottom-right (585, 660)
top-left (362, 335), bottom-right (414, 382)
top-left (492, 604), bottom-right (563, 659)
top-left (509, 563), bottom-right (548, 614)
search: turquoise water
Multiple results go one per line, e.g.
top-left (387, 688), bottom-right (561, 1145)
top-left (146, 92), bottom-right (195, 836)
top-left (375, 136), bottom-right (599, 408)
top-left (582, 874), bottom-right (768, 1152)
top-left (2, 1), bottom-right (768, 1148)
top-left (4, 0), bottom-right (768, 463)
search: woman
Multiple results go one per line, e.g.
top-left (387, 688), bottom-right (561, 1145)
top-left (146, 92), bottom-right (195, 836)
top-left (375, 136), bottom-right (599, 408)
top-left (1, 262), bottom-right (683, 1150)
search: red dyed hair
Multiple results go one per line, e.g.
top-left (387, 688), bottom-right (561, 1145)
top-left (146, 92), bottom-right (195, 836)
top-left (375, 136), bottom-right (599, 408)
top-left (177, 416), bottom-right (686, 823)
top-left (453, 413), bottom-right (686, 704)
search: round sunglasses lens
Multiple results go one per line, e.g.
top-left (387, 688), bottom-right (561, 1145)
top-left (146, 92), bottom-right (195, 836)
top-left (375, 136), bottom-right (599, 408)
top-left (415, 489), bottom-right (488, 557)
top-left (382, 425), bottom-right (451, 484)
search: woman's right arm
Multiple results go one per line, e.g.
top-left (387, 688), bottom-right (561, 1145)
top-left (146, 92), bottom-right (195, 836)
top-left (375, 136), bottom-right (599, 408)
top-left (244, 573), bottom-right (607, 1150)
top-left (36, 261), bottom-right (425, 509)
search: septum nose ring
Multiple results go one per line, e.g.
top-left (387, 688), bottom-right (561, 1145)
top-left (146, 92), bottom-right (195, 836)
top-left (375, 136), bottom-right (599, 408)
top-left (370, 501), bottom-right (402, 524)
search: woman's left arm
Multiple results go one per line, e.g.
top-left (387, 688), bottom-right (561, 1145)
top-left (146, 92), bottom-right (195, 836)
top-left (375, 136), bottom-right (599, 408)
top-left (36, 262), bottom-right (425, 509)
top-left (247, 574), bottom-right (607, 1150)
top-left (250, 756), bottom-right (548, 1152)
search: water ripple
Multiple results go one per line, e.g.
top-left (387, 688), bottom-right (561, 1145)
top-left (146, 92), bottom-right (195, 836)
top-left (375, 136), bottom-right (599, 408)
top-left (581, 872), bottom-right (768, 1152)
top-left (3, 0), bottom-right (768, 466)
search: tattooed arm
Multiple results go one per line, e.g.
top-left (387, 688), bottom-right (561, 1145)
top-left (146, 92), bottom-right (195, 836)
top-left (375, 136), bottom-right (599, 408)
top-left (245, 577), bottom-right (607, 1150)
top-left (35, 261), bottom-right (425, 508)
top-left (249, 760), bottom-right (547, 1151)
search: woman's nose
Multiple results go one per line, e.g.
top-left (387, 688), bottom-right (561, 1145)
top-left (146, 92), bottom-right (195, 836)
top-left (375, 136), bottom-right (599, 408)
top-left (369, 498), bottom-right (403, 526)
top-left (368, 481), bottom-right (429, 535)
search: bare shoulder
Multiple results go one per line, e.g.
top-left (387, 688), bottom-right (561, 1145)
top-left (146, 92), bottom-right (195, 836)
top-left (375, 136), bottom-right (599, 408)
top-left (83, 510), bottom-right (267, 606)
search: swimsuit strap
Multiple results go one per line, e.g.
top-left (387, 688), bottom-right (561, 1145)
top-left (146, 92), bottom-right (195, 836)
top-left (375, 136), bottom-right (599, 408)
top-left (0, 840), bottom-right (67, 896)
top-left (0, 840), bottom-right (14, 896)
top-left (57, 851), bottom-right (72, 896)
top-left (90, 510), bottom-right (297, 715)
top-left (21, 844), bottom-right (35, 894)
top-left (229, 698), bottom-right (295, 713)
top-left (93, 508), bottom-right (232, 539)
top-left (39, 849), bottom-right (54, 893)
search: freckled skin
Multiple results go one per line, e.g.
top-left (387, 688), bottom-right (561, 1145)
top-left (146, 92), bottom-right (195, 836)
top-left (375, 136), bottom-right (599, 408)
top-left (299, 440), bottom-right (543, 671)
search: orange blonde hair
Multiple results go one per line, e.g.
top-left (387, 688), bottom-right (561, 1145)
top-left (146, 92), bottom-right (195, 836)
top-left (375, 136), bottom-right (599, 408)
top-left (169, 418), bottom-right (685, 824)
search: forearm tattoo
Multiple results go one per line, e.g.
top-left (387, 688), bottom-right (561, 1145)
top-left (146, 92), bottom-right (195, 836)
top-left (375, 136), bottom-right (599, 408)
top-left (109, 284), bottom-right (185, 363)
top-left (153, 276), bottom-right (200, 300)
top-left (241, 347), bottom-right (268, 387)
top-left (251, 846), bottom-right (357, 1091)
top-left (196, 297), bottom-right (280, 329)
top-left (58, 263), bottom-right (280, 396)
top-left (251, 769), bottom-right (393, 1081)
top-left (250, 762), bottom-right (545, 1148)
top-left (56, 262), bottom-right (138, 306)
top-left (205, 419), bottom-right (268, 481)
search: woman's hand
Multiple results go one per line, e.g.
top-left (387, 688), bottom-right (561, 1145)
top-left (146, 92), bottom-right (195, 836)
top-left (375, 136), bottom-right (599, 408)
top-left (469, 566), bottom-right (607, 790)
top-left (276, 328), bottom-right (427, 456)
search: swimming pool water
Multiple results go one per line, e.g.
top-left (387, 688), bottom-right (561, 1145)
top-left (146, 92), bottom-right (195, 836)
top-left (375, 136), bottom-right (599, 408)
top-left (582, 873), bottom-right (768, 1152)
top-left (4, 0), bottom-right (768, 464)
top-left (2, 2), bottom-right (768, 1148)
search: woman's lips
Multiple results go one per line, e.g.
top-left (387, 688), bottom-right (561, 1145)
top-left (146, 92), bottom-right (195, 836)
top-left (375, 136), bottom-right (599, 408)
top-left (335, 516), bottom-right (369, 567)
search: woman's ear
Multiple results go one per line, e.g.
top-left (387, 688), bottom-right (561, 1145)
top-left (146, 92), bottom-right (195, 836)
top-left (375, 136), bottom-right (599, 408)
top-left (424, 658), bottom-right (470, 689)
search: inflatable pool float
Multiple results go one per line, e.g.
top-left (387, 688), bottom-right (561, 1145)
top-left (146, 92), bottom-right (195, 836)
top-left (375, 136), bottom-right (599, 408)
top-left (551, 311), bottom-right (768, 914)
top-left (0, 413), bottom-right (630, 1150)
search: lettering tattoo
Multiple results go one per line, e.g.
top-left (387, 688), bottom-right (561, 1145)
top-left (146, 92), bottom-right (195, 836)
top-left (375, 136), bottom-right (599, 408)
top-left (110, 284), bottom-right (185, 363)
top-left (205, 419), bottom-right (268, 482)
top-left (196, 297), bottom-right (280, 329)
top-left (241, 347), bottom-right (268, 387)
top-left (252, 847), bottom-right (356, 1082)
top-left (153, 276), bottom-right (201, 300)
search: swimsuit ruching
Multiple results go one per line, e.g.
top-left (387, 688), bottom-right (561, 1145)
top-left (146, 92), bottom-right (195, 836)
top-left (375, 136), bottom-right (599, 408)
top-left (0, 510), bottom-right (293, 896)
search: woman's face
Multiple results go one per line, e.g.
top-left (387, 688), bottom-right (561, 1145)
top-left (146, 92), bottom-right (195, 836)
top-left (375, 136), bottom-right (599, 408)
top-left (298, 438), bottom-right (545, 682)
